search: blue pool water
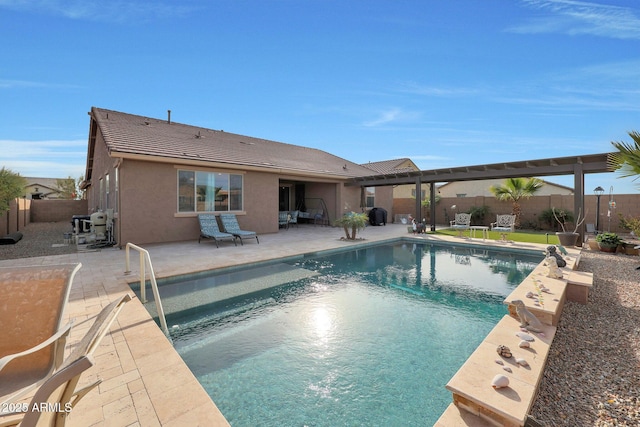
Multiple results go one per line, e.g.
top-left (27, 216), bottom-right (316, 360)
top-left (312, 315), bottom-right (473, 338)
top-left (158, 242), bottom-right (541, 427)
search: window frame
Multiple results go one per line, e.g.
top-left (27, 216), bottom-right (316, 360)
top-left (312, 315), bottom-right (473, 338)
top-left (177, 169), bottom-right (244, 213)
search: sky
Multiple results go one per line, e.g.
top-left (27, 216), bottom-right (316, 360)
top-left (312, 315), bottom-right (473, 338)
top-left (1, 0), bottom-right (639, 195)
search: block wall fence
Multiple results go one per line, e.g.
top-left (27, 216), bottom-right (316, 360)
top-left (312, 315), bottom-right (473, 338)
top-left (393, 194), bottom-right (640, 233)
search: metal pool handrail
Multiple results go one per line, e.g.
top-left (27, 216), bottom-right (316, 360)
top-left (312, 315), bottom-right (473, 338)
top-left (124, 243), bottom-right (170, 338)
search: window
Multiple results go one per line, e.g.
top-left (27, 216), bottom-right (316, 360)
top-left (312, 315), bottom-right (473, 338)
top-left (114, 167), bottom-right (119, 213)
top-left (104, 174), bottom-right (110, 210)
top-left (365, 187), bottom-right (375, 208)
top-left (178, 170), bottom-right (243, 212)
top-left (411, 189), bottom-right (426, 199)
top-left (98, 178), bottom-right (104, 210)
top-left (456, 193), bottom-right (467, 198)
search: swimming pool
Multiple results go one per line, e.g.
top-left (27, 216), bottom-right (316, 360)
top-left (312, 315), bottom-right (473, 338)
top-left (140, 242), bottom-right (542, 426)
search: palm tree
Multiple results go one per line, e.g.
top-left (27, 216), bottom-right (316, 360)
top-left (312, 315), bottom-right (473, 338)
top-left (608, 131), bottom-right (640, 186)
top-left (489, 177), bottom-right (543, 227)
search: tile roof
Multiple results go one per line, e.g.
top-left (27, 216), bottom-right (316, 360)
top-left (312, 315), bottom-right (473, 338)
top-left (361, 158), bottom-right (419, 175)
top-left (91, 107), bottom-right (377, 179)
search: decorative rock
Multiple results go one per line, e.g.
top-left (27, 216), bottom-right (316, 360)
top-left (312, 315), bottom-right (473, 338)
top-left (495, 359), bottom-right (504, 365)
top-left (516, 358), bottom-right (529, 367)
top-left (512, 299), bottom-right (545, 333)
top-left (496, 345), bottom-right (512, 359)
top-left (519, 340), bottom-right (531, 348)
top-left (545, 256), bottom-right (564, 279)
top-left (526, 291), bottom-right (535, 298)
top-left (503, 367), bottom-right (512, 373)
top-left (516, 331), bottom-right (535, 341)
top-left (491, 374), bottom-right (510, 389)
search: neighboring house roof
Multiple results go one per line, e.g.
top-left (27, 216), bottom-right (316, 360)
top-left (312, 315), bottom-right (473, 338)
top-left (437, 178), bottom-right (574, 197)
top-left (89, 107), bottom-right (377, 179)
top-left (23, 177), bottom-right (66, 199)
top-left (361, 158), bottom-right (419, 175)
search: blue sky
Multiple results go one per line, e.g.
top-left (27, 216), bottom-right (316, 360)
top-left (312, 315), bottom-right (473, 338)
top-left (1, 0), bottom-right (639, 194)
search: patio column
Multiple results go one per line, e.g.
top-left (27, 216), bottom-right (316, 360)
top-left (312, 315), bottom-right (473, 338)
top-left (429, 182), bottom-right (436, 231)
top-left (573, 163), bottom-right (585, 247)
top-left (415, 178), bottom-right (422, 223)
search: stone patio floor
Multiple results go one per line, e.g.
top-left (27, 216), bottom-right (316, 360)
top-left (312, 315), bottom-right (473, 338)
top-left (1, 223), bottom-right (552, 426)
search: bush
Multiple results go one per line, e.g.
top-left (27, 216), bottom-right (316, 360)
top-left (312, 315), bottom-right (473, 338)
top-left (469, 205), bottom-right (491, 225)
top-left (334, 212), bottom-right (368, 240)
top-left (617, 213), bottom-right (640, 237)
top-left (539, 208), bottom-right (575, 231)
top-left (595, 232), bottom-right (622, 246)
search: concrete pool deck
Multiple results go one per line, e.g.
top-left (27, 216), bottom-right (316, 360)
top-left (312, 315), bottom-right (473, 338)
top-left (1, 223), bottom-right (553, 426)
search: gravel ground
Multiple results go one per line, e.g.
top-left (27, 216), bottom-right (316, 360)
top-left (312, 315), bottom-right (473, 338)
top-left (530, 248), bottom-right (640, 426)
top-left (0, 221), bottom-right (77, 260)
top-left (2, 223), bottom-right (639, 425)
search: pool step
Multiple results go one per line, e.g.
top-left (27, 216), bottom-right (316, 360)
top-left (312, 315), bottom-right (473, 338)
top-left (143, 263), bottom-right (319, 319)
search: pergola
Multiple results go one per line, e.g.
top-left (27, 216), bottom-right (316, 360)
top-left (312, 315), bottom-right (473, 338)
top-left (349, 152), bottom-right (613, 242)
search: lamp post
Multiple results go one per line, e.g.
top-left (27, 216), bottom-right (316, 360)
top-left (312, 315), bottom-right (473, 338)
top-left (594, 186), bottom-right (604, 233)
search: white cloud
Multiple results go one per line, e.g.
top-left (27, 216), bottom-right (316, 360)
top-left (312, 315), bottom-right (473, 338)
top-left (0, 139), bottom-right (86, 178)
top-left (362, 108), bottom-right (422, 127)
top-left (0, 0), bottom-right (199, 23)
top-left (512, 0), bottom-right (640, 40)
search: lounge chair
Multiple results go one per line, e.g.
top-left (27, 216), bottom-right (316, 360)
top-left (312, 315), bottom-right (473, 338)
top-left (0, 263), bottom-right (82, 405)
top-left (449, 213), bottom-right (471, 237)
top-left (220, 214), bottom-right (259, 245)
top-left (0, 294), bottom-right (131, 427)
top-left (491, 214), bottom-right (516, 241)
top-left (198, 214), bottom-right (237, 247)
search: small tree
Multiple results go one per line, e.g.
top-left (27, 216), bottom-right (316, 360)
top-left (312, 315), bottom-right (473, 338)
top-left (334, 212), bottom-right (368, 240)
top-left (56, 177), bottom-right (77, 199)
top-left (0, 167), bottom-right (26, 212)
top-left (490, 177), bottom-right (543, 227)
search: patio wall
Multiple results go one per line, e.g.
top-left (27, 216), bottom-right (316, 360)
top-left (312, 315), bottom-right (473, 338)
top-left (0, 198), bottom-right (30, 236)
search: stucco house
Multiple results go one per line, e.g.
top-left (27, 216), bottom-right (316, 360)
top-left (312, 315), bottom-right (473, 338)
top-left (23, 177), bottom-right (72, 199)
top-left (81, 107), bottom-right (392, 246)
top-left (436, 178), bottom-right (573, 198)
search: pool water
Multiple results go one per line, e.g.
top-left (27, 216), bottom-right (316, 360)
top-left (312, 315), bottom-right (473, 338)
top-left (165, 242), bottom-right (541, 426)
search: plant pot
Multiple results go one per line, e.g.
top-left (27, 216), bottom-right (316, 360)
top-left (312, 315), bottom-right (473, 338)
top-left (621, 242), bottom-right (639, 255)
top-left (586, 239), bottom-right (599, 250)
top-left (598, 243), bottom-right (618, 253)
top-left (556, 232), bottom-right (579, 247)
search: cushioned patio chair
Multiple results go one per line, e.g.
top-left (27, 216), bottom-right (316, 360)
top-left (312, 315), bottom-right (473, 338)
top-left (449, 213), bottom-right (471, 237)
top-left (198, 214), bottom-right (237, 247)
top-left (491, 214), bottom-right (516, 241)
top-left (278, 211), bottom-right (289, 229)
top-left (0, 263), bottom-right (82, 406)
top-left (220, 214), bottom-right (259, 245)
top-left (0, 294), bottom-right (131, 427)
top-left (288, 210), bottom-right (299, 228)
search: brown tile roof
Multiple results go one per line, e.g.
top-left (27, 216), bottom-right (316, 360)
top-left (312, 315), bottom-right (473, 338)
top-left (361, 158), bottom-right (419, 175)
top-left (91, 107), bottom-right (377, 178)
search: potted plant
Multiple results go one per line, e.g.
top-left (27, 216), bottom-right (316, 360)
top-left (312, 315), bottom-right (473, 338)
top-left (334, 212), bottom-right (368, 240)
top-left (595, 232), bottom-right (622, 253)
top-left (552, 207), bottom-right (585, 247)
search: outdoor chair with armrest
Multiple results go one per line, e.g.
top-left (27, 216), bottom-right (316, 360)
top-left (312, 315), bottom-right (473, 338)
top-left (0, 263), bottom-right (82, 405)
top-left (491, 214), bottom-right (516, 241)
top-left (0, 294), bottom-right (131, 427)
top-left (449, 213), bottom-right (471, 237)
